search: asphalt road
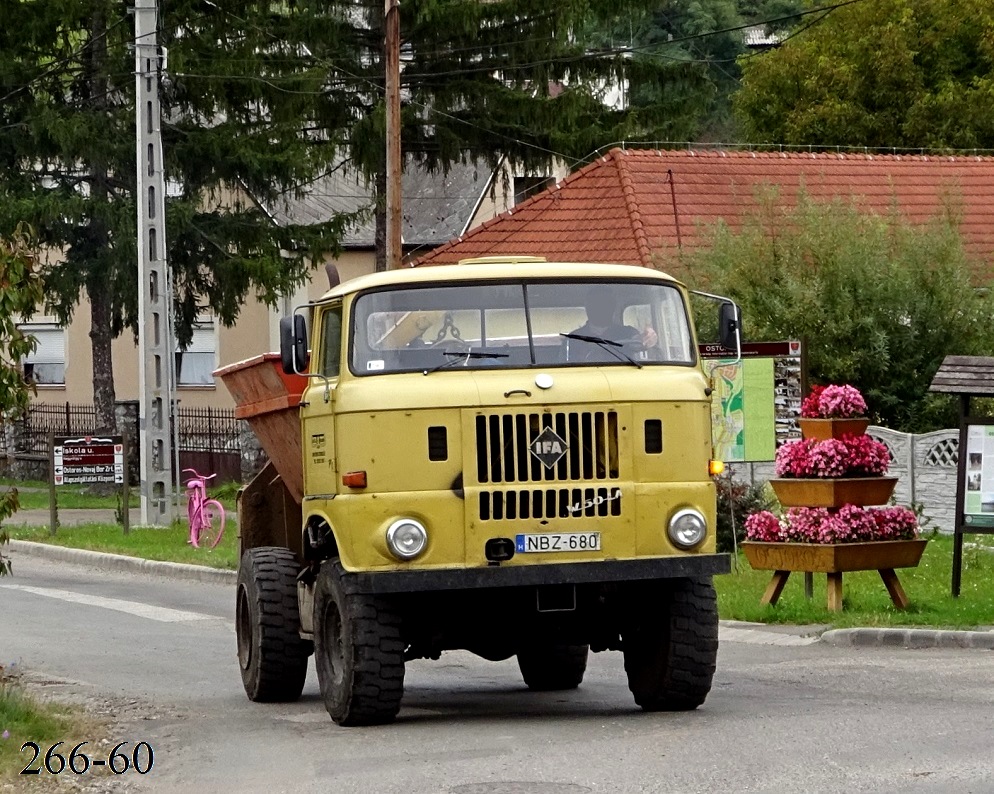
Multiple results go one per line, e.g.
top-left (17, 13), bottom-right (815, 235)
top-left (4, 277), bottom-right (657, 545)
top-left (1, 556), bottom-right (993, 794)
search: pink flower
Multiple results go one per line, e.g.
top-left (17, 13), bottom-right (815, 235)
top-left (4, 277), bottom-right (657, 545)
top-left (842, 434), bottom-right (890, 476)
top-left (745, 510), bottom-right (783, 542)
top-left (775, 435), bottom-right (890, 478)
top-left (800, 385), bottom-right (826, 418)
top-left (747, 505), bottom-right (919, 544)
top-left (801, 383), bottom-right (867, 419)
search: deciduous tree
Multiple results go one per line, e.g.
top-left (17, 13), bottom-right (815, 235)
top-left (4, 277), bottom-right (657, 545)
top-left (668, 192), bottom-right (994, 432)
top-left (734, 0), bottom-right (994, 149)
top-left (0, 224), bottom-right (44, 575)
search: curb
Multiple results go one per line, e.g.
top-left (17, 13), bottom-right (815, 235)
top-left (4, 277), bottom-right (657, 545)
top-left (821, 627), bottom-right (994, 650)
top-left (8, 539), bottom-right (237, 585)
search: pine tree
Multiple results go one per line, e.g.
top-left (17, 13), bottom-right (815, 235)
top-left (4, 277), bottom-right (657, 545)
top-left (0, 0), bottom-right (352, 431)
top-left (304, 0), bottom-right (713, 268)
top-left (0, 0), bottom-right (712, 427)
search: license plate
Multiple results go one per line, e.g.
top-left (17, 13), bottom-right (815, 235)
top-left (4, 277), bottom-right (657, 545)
top-left (515, 532), bottom-right (601, 553)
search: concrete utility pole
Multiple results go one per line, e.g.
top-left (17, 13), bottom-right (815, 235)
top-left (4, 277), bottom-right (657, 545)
top-left (134, 0), bottom-right (174, 525)
top-left (384, 0), bottom-right (402, 269)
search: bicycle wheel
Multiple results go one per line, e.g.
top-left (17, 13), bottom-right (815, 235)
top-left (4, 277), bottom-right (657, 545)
top-left (197, 500), bottom-right (226, 549)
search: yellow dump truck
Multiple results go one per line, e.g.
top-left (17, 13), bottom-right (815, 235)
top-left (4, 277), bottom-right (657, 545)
top-left (218, 256), bottom-right (741, 726)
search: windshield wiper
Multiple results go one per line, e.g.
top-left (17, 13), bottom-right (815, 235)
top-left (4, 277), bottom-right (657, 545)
top-left (423, 350), bottom-right (509, 375)
top-left (559, 333), bottom-right (642, 369)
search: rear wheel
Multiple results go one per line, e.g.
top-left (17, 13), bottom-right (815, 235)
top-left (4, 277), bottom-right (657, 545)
top-left (313, 560), bottom-right (405, 726)
top-left (622, 577), bottom-right (718, 711)
top-left (236, 547), bottom-right (310, 702)
top-left (517, 643), bottom-right (589, 691)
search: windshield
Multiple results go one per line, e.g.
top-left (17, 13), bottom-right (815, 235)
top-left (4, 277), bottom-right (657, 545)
top-left (350, 280), bottom-right (695, 375)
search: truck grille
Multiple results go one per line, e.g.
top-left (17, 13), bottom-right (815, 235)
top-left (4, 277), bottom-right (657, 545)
top-left (475, 410), bottom-right (619, 480)
top-left (480, 486), bottom-right (622, 521)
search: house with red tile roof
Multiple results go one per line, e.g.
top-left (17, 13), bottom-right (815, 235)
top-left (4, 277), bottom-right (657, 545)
top-left (414, 148), bottom-right (994, 270)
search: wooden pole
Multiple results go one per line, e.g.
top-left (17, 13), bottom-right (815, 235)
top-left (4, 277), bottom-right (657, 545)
top-left (384, 0), bottom-right (402, 270)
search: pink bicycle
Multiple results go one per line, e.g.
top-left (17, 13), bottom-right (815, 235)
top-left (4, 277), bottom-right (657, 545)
top-left (184, 468), bottom-right (226, 549)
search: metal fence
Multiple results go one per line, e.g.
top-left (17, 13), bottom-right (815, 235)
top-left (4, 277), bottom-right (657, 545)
top-left (176, 406), bottom-right (241, 482)
top-left (17, 402), bottom-right (98, 456)
top-left (7, 402), bottom-right (243, 484)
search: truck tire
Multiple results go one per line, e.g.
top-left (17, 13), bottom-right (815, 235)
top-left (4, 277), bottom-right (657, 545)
top-left (313, 560), bottom-right (405, 726)
top-left (236, 547), bottom-right (310, 702)
top-left (517, 644), bottom-right (589, 691)
top-left (622, 577), bottom-right (718, 711)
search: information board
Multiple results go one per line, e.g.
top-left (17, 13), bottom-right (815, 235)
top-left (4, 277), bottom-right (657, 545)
top-left (699, 341), bottom-right (803, 463)
top-left (54, 436), bottom-right (125, 486)
top-left (962, 424), bottom-right (994, 528)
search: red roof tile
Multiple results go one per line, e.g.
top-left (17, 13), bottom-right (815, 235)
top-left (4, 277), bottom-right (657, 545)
top-left (414, 148), bottom-right (994, 268)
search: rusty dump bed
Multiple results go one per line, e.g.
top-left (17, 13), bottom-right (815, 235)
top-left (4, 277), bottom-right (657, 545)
top-left (215, 353), bottom-right (307, 503)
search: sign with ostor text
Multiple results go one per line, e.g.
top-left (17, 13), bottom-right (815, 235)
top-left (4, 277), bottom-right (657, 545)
top-left (698, 340), bottom-right (803, 463)
top-left (54, 436), bottom-right (125, 486)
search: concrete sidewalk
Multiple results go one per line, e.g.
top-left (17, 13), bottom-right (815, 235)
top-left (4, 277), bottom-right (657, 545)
top-left (5, 537), bottom-right (994, 651)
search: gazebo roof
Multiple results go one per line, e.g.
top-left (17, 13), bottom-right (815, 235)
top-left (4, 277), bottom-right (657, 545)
top-left (929, 356), bottom-right (994, 397)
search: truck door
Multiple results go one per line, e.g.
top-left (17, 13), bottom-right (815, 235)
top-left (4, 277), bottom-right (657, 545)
top-left (301, 302), bottom-right (342, 499)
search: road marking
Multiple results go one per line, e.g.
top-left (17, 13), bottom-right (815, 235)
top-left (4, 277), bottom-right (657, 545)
top-left (719, 626), bottom-right (819, 647)
top-left (0, 583), bottom-right (212, 623)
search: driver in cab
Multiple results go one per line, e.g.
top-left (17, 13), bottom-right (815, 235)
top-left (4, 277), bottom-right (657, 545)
top-left (563, 290), bottom-right (659, 363)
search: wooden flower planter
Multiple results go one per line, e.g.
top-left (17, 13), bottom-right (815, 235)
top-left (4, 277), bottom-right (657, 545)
top-left (742, 539), bottom-right (928, 612)
top-left (797, 417), bottom-right (870, 440)
top-left (770, 476), bottom-right (897, 508)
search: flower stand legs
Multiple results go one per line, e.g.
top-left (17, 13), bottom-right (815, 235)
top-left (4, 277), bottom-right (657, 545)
top-left (757, 567), bottom-right (911, 612)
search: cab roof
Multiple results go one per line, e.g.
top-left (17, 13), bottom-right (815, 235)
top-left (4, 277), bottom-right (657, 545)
top-left (318, 258), bottom-right (683, 302)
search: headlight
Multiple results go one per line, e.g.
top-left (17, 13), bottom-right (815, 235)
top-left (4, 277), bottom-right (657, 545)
top-left (668, 508), bottom-right (707, 549)
top-left (386, 519), bottom-right (428, 560)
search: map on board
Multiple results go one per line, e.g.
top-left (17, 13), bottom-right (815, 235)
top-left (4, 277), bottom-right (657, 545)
top-left (699, 341), bottom-right (802, 463)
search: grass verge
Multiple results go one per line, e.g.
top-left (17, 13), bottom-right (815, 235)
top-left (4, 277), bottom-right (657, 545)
top-left (7, 519), bottom-right (994, 629)
top-left (716, 533), bottom-right (994, 629)
top-left (0, 664), bottom-right (108, 785)
top-left (0, 478), bottom-right (236, 512)
top-left (7, 522), bottom-right (238, 570)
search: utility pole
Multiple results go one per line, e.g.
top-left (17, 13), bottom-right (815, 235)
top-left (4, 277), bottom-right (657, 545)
top-left (134, 0), bottom-right (174, 525)
top-left (384, 0), bottom-right (402, 269)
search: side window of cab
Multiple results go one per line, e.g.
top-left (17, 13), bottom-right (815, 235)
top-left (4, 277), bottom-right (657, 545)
top-left (320, 304), bottom-right (343, 377)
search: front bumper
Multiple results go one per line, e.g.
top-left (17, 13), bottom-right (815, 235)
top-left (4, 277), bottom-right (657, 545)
top-left (342, 553), bottom-right (730, 594)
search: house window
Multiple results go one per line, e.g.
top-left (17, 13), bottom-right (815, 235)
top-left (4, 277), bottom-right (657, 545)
top-left (18, 323), bottom-right (65, 385)
top-left (175, 322), bottom-right (216, 386)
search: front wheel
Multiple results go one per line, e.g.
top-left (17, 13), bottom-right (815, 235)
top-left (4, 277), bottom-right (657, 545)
top-left (196, 499), bottom-right (226, 549)
top-left (622, 577), bottom-right (718, 712)
top-left (313, 560), bottom-right (405, 726)
top-left (236, 547), bottom-right (310, 702)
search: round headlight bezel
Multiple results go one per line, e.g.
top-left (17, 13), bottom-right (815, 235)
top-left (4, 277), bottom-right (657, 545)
top-left (668, 508), bottom-right (707, 549)
top-left (386, 518), bottom-right (428, 560)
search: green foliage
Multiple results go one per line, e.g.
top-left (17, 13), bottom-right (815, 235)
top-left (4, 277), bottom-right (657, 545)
top-left (590, 0), bottom-right (804, 142)
top-left (667, 191), bottom-right (994, 432)
top-left (716, 474), bottom-right (775, 554)
top-left (0, 224), bottom-right (43, 575)
top-left (734, 0), bottom-right (994, 148)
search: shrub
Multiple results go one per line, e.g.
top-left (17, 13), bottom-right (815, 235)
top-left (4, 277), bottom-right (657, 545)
top-left (716, 476), bottom-right (775, 553)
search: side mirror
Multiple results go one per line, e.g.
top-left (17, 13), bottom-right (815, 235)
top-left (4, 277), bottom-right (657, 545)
top-left (719, 301), bottom-right (742, 353)
top-left (280, 314), bottom-right (310, 374)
